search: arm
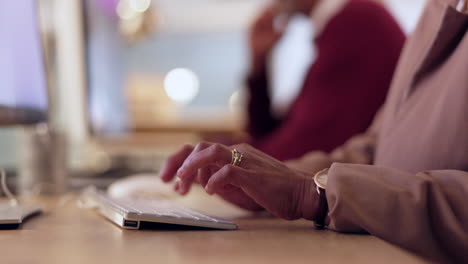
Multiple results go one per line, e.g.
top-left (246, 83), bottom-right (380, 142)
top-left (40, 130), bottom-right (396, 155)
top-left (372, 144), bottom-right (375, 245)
top-left (251, 2), bottom-right (405, 161)
top-left (245, 5), bottom-right (284, 139)
top-left (286, 104), bottom-right (385, 173)
top-left (160, 125), bottom-right (468, 263)
top-left (327, 164), bottom-right (468, 263)
top-left (289, 121), bottom-right (468, 263)
top-left (246, 64), bottom-right (281, 139)
top-left (285, 131), bottom-right (377, 175)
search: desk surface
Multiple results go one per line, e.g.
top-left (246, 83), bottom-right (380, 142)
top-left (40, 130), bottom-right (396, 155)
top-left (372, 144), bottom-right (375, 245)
top-left (2, 197), bottom-right (426, 264)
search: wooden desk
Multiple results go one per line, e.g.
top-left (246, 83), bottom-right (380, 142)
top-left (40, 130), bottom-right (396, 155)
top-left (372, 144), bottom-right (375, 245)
top-left (2, 197), bottom-right (426, 264)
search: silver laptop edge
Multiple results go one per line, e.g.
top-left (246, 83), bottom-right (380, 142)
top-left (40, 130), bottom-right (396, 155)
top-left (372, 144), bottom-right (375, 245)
top-left (93, 193), bottom-right (237, 230)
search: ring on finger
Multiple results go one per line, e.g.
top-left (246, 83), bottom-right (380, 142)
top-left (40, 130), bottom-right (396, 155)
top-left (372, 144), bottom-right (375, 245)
top-left (231, 148), bottom-right (243, 167)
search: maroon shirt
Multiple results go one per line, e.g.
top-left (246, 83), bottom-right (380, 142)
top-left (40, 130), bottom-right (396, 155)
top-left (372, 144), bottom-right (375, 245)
top-left (246, 0), bottom-right (405, 161)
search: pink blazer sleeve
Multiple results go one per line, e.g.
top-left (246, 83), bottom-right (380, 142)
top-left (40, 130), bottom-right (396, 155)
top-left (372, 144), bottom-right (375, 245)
top-left (327, 164), bottom-right (468, 263)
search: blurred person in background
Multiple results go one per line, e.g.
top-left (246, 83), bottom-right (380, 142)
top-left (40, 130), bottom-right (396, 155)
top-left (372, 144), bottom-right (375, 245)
top-left (246, 0), bottom-right (405, 161)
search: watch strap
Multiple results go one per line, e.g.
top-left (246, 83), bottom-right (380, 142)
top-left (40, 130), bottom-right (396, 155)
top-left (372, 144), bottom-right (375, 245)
top-left (314, 187), bottom-right (328, 229)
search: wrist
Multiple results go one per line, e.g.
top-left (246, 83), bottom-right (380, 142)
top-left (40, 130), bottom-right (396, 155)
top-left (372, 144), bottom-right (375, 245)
top-left (300, 176), bottom-right (319, 221)
top-left (313, 169), bottom-right (329, 228)
top-left (300, 169), bottom-right (330, 228)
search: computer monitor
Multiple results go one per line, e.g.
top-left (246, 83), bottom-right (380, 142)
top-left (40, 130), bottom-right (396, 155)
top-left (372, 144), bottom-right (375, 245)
top-left (0, 0), bottom-right (48, 125)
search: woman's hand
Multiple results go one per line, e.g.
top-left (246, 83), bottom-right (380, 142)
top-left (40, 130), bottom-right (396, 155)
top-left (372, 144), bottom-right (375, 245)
top-left (160, 142), bottom-right (319, 221)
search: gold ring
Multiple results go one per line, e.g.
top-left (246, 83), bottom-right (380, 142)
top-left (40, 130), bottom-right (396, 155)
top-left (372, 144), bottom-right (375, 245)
top-left (231, 149), bottom-right (243, 167)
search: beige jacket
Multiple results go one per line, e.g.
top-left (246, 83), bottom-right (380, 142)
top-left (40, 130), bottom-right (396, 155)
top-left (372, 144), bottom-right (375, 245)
top-left (288, 0), bottom-right (468, 262)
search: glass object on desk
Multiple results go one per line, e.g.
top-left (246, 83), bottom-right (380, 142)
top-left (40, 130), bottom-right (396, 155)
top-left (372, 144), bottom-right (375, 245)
top-left (18, 124), bottom-right (67, 196)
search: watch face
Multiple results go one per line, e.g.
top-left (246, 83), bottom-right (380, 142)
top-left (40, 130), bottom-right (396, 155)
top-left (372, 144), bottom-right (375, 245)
top-left (315, 170), bottom-right (328, 189)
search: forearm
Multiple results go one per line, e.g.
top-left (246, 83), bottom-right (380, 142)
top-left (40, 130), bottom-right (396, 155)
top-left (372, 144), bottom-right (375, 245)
top-left (286, 131), bottom-right (377, 174)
